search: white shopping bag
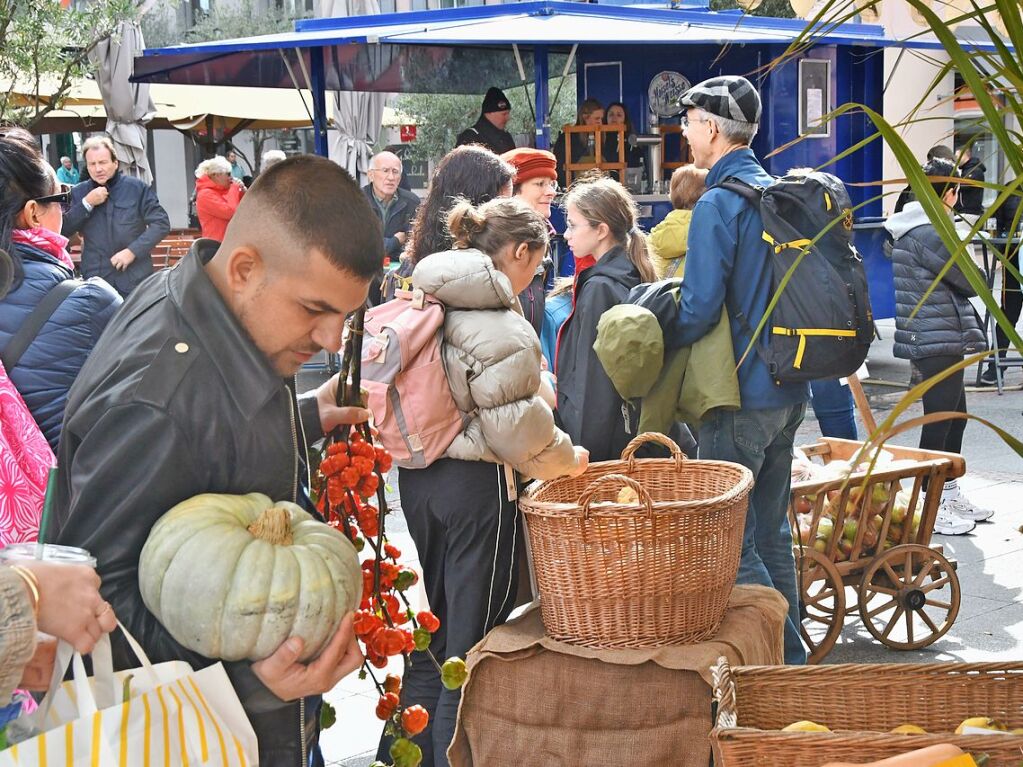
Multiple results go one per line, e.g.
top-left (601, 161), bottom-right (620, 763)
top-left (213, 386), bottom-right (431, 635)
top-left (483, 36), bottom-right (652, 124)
top-left (0, 623), bottom-right (258, 766)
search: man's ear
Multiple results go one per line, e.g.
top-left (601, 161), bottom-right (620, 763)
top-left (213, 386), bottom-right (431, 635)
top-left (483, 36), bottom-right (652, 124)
top-left (223, 245), bottom-right (263, 293)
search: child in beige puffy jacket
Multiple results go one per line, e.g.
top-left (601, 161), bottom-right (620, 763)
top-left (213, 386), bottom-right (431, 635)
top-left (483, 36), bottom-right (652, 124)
top-left (378, 197), bottom-right (587, 767)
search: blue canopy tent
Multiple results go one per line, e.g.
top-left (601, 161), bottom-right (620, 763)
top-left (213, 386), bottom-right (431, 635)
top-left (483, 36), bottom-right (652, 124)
top-left (132, 1), bottom-right (969, 317)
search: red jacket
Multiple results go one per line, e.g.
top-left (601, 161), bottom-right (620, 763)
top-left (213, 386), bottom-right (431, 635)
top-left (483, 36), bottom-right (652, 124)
top-left (195, 175), bottom-right (244, 241)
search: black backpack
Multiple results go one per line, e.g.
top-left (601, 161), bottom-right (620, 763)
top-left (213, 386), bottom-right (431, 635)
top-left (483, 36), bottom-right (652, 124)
top-left (717, 171), bottom-right (873, 384)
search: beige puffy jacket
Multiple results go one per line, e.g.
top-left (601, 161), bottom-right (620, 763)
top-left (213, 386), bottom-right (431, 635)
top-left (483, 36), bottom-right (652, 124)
top-left (412, 248), bottom-right (578, 481)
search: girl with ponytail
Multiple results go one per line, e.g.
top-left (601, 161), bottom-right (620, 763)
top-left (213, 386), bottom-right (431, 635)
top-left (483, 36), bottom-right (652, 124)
top-left (556, 175), bottom-right (655, 461)
top-left (377, 196), bottom-right (587, 767)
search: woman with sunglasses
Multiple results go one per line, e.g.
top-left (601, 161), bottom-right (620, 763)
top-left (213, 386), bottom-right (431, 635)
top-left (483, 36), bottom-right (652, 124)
top-left (0, 128), bottom-right (121, 450)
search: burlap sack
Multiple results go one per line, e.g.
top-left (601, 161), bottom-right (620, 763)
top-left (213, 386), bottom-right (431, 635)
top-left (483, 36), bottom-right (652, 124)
top-left (450, 585), bottom-right (787, 767)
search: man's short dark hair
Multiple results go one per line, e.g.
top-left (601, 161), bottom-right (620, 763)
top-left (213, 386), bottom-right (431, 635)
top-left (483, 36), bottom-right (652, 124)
top-left (245, 155), bottom-right (382, 280)
top-left (922, 157), bottom-right (960, 199)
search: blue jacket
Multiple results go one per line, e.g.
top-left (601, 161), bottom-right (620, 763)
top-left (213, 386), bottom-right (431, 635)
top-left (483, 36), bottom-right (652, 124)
top-left (62, 172), bottom-right (170, 297)
top-left (541, 289), bottom-right (572, 370)
top-left (0, 242), bottom-right (122, 450)
top-left (672, 148), bottom-right (808, 410)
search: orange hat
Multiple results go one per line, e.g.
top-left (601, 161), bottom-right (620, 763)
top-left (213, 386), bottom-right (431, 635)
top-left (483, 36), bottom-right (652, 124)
top-left (502, 148), bottom-right (557, 185)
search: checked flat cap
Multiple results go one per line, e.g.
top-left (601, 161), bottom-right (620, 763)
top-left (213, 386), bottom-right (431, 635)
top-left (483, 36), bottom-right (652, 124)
top-left (679, 76), bottom-right (762, 124)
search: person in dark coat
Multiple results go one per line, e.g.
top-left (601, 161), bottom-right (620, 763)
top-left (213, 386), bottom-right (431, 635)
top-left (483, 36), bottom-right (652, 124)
top-left (956, 145), bottom-right (986, 220)
top-left (603, 101), bottom-right (645, 173)
top-left (455, 87), bottom-right (516, 156)
top-left (363, 151), bottom-right (420, 304)
top-left (0, 129), bottom-right (121, 451)
top-left (884, 157), bottom-right (990, 534)
top-left (62, 135), bottom-right (170, 298)
top-left (555, 176), bottom-right (656, 463)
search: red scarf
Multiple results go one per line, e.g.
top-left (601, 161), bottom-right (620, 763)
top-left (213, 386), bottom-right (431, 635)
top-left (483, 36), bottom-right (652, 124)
top-left (12, 228), bottom-right (74, 271)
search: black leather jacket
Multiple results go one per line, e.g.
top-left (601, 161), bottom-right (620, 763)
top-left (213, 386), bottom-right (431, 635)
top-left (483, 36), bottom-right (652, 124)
top-left (50, 240), bottom-right (325, 765)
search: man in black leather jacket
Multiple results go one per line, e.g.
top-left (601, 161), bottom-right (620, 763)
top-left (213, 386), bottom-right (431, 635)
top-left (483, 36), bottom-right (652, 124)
top-left (48, 156), bottom-right (381, 766)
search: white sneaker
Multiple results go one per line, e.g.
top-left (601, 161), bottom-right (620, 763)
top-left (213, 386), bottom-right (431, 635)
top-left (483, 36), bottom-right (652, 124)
top-left (941, 495), bottom-right (994, 522)
top-left (933, 501), bottom-right (977, 536)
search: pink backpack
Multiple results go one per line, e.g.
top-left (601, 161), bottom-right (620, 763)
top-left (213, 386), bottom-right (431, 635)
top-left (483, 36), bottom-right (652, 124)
top-left (361, 288), bottom-right (465, 469)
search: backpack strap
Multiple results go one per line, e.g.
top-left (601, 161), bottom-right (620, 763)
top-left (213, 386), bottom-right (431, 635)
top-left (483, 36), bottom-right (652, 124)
top-left (1, 278), bottom-right (81, 372)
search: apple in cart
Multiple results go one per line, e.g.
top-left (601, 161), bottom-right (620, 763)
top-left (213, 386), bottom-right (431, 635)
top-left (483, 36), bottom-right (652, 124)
top-left (794, 494), bottom-right (814, 515)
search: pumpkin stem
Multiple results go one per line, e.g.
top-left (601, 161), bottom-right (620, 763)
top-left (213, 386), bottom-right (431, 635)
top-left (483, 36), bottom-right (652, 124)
top-left (248, 507), bottom-right (294, 546)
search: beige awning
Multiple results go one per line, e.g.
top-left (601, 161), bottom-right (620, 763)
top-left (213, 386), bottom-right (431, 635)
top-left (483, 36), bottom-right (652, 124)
top-left (13, 79), bottom-right (415, 134)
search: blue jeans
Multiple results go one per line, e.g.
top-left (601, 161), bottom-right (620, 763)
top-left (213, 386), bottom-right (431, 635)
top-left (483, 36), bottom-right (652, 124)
top-left (809, 378), bottom-right (857, 440)
top-left (698, 403), bottom-right (808, 664)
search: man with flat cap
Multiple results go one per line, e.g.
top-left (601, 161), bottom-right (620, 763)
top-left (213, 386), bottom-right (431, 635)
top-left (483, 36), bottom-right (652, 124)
top-left (456, 86), bottom-right (516, 155)
top-left (670, 75), bottom-right (809, 665)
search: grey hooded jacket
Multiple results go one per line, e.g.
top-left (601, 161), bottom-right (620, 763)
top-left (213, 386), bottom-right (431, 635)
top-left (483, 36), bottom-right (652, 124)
top-left (413, 248), bottom-right (578, 480)
top-left (884, 202), bottom-right (986, 360)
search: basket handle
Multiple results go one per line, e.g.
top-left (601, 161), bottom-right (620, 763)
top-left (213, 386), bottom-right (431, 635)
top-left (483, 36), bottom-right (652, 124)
top-left (712, 656), bottom-right (738, 729)
top-left (620, 432), bottom-right (686, 471)
top-left (577, 474), bottom-right (653, 519)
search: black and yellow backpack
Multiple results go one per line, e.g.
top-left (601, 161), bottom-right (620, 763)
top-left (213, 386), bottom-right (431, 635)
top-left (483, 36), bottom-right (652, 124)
top-left (716, 170), bottom-right (874, 384)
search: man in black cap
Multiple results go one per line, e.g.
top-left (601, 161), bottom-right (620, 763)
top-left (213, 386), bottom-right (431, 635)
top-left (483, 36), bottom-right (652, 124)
top-left (455, 86), bottom-right (516, 155)
top-left (669, 75), bottom-right (809, 665)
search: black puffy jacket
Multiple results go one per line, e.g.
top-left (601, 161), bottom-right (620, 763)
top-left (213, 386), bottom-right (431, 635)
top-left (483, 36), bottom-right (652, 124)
top-left (556, 246), bottom-right (642, 462)
top-left (48, 241), bottom-right (326, 766)
top-left (0, 242), bottom-right (121, 450)
top-left (885, 203), bottom-right (986, 360)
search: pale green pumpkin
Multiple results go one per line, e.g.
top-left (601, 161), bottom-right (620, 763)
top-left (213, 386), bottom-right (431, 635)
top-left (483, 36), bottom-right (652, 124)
top-left (139, 492), bottom-right (361, 662)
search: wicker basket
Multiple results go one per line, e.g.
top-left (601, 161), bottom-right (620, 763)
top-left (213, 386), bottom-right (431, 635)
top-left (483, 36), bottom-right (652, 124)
top-left (712, 657), bottom-right (1023, 766)
top-left (518, 433), bottom-right (752, 649)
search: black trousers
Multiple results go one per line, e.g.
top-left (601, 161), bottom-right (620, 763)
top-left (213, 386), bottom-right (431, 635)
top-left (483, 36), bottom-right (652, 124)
top-left (912, 355), bottom-right (968, 456)
top-left (378, 458), bottom-right (519, 767)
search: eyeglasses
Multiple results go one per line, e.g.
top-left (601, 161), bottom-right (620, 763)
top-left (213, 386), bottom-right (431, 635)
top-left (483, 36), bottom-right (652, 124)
top-left (680, 114), bottom-right (712, 129)
top-left (370, 167), bottom-right (402, 176)
top-left (33, 184), bottom-right (72, 206)
top-left (564, 219), bottom-right (591, 232)
top-left (527, 179), bottom-right (560, 193)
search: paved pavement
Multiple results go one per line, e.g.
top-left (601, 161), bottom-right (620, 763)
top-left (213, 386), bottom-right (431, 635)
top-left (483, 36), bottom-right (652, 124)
top-left (303, 317), bottom-right (1023, 766)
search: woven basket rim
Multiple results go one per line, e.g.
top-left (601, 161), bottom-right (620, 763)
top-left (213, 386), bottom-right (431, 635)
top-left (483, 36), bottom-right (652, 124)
top-left (520, 458), bottom-right (754, 517)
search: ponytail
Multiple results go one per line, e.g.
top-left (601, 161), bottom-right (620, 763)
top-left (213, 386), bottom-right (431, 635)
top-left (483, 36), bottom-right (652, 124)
top-left (627, 226), bottom-right (656, 282)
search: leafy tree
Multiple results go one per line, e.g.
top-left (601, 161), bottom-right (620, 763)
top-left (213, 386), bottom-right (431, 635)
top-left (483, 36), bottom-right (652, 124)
top-left (0, 0), bottom-right (141, 128)
top-left (709, 0), bottom-right (796, 17)
top-left (141, 0), bottom-right (300, 49)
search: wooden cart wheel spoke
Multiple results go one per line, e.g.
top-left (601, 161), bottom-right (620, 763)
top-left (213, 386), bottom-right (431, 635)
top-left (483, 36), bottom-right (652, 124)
top-left (864, 597), bottom-right (898, 620)
top-left (918, 608), bottom-right (941, 635)
top-left (920, 575), bottom-right (952, 593)
top-left (858, 544), bottom-right (961, 651)
top-left (796, 549), bottom-right (846, 664)
top-left (911, 556), bottom-right (938, 587)
top-left (865, 583), bottom-right (898, 597)
top-left (805, 587), bottom-right (838, 607)
top-left (808, 613), bottom-right (838, 625)
top-left (882, 561), bottom-right (904, 587)
top-left (881, 606), bottom-right (906, 640)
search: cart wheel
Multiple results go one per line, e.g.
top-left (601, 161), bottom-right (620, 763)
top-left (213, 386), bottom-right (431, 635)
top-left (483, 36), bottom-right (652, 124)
top-left (797, 548), bottom-right (846, 664)
top-left (857, 544), bottom-right (961, 650)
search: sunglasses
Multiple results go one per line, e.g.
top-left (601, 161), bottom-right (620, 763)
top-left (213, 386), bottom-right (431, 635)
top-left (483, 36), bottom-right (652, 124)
top-left (33, 184), bottom-right (72, 206)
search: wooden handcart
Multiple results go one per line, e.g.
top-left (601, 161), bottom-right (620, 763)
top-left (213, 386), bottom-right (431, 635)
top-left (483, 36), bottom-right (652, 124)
top-left (790, 437), bottom-right (966, 662)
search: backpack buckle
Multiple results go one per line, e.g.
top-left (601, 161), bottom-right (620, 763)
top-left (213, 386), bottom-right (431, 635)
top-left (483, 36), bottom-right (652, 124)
top-left (410, 288), bottom-right (427, 310)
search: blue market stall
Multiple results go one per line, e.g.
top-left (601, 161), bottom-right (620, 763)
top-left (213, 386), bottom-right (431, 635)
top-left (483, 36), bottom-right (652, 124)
top-left (133, 0), bottom-right (950, 318)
